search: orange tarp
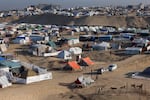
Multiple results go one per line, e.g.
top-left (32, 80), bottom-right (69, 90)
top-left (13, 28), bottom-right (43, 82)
top-left (68, 61), bottom-right (81, 70)
top-left (82, 57), bottom-right (94, 65)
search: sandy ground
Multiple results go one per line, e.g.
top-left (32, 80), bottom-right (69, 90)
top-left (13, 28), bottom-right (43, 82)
top-left (12, 14), bottom-right (150, 27)
top-left (0, 44), bottom-right (150, 100)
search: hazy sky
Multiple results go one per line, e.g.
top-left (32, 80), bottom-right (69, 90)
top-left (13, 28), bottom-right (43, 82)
top-left (0, 0), bottom-right (150, 10)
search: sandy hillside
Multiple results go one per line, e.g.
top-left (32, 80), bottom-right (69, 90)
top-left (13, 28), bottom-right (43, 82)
top-left (10, 14), bottom-right (150, 27)
top-left (0, 16), bottom-right (19, 23)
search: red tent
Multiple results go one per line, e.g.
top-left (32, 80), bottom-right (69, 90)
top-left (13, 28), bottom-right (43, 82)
top-left (81, 57), bottom-right (94, 66)
top-left (67, 61), bottom-right (81, 70)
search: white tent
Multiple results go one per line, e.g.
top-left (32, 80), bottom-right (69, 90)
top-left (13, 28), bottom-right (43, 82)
top-left (133, 38), bottom-right (149, 46)
top-left (0, 75), bottom-right (12, 88)
top-left (57, 50), bottom-right (72, 60)
top-left (89, 26), bottom-right (97, 32)
top-left (76, 76), bottom-right (94, 87)
top-left (69, 47), bottom-right (82, 55)
top-left (92, 42), bottom-right (111, 51)
top-left (0, 44), bottom-right (7, 52)
top-left (68, 38), bottom-right (79, 46)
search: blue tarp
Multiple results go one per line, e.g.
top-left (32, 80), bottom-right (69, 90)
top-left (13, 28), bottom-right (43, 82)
top-left (0, 60), bottom-right (21, 69)
top-left (99, 35), bottom-right (113, 42)
top-left (12, 37), bottom-right (25, 44)
top-left (30, 36), bottom-right (44, 42)
top-left (0, 57), bottom-right (6, 61)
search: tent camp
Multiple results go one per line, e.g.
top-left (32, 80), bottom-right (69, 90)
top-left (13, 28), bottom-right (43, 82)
top-left (57, 50), bottom-right (72, 60)
top-left (63, 61), bottom-right (81, 70)
top-left (69, 47), bottom-right (82, 55)
top-left (80, 57), bottom-right (94, 66)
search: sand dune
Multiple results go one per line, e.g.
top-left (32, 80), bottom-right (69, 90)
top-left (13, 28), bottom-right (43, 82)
top-left (10, 14), bottom-right (150, 27)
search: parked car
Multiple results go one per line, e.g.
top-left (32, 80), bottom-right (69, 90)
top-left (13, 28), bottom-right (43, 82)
top-left (108, 64), bottom-right (117, 71)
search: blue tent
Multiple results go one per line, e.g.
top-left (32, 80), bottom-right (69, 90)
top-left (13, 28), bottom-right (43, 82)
top-left (0, 57), bottom-right (6, 61)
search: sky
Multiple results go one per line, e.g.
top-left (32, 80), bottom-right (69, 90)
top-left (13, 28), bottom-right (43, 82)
top-left (0, 0), bottom-right (150, 10)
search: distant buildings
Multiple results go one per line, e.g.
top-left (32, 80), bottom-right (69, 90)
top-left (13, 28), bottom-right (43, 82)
top-left (0, 3), bottom-right (150, 18)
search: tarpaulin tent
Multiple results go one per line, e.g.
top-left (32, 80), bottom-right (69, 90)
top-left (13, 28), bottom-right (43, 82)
top-left (0, 60), bottom-right (21, 69)
top-left (92, 42), bottom-right (110, 51)
top-left (99, 35), bottom-right (112, 42)
top-left (125, 47), bottom-right (142, 55)
top-left (80, 57), bottom-right (94, 66)
top-left (141, 67), bottom-right (150, 76)
top-left (46, 41), bottom-right (56, 48)
top-left (69, 47), bottom-right (82, 55)
top-left (64, 61), bottom-right (81, 70)
top-left (67, 38), bottom-right (80, 46)
top-left (0, 75), bottom-right (12, 88)
top-left (57, 50), bottom-right (72, 60)
top-left (74, 76), bottom-right (95, 87)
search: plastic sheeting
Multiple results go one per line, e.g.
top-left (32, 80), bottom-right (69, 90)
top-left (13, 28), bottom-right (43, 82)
top-left (0, 75), bottom-right (12, 88)
top-left (69, 47), bottom-right (82, 55)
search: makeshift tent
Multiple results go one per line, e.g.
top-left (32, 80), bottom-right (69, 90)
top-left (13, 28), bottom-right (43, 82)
top-left (69, 47), bottom-right (82, 55)
top-left (133, 38), bottom-right (149, 47)
top-left (141, 67), bottom-right (150, 76)
top-left (67, 38), bottom-right (79, 46)
top-left (80, 57), bottom-right (94, 66)
top-left (46, 41), bottom-right (56, 48)
top-left (74, 76), bottom-right (94, 87)
top-left (0, 44), bottom-right (7, 52)
top-left (64, 61), bottom-right (81, 70)
top-left (0, 75), bottom-right (12, 88)
top-left (29, 44), bottom-right (49, 56)
top-left (57, 50), bottom-right (72, 60)
top-left (92, 42), bottom-right (110, 51)
top-left (0, 60), bottom-right (21, 69)
top-left (12, 35), bottom-right (30, 44)
top-left (120, 33), bottom-right (135, 39)
top-left (99, 35), bottom-right (112, 42)
top-left (79, 35), bottom-right (94, 41)
top-left (125, 47), bottom-right (142, 55)
top-left (29, 35), bottom-right (44, 42)
top-left (14, 62), bottom-right (53, 84)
